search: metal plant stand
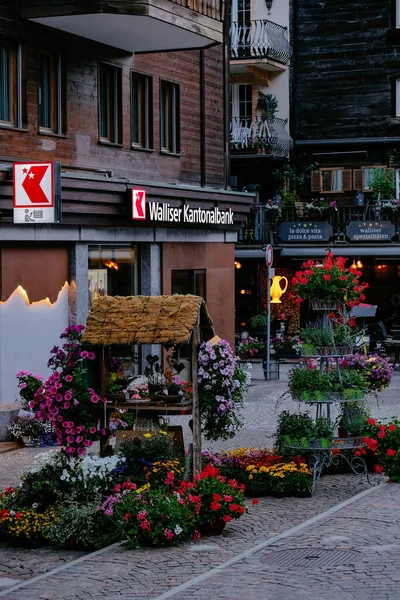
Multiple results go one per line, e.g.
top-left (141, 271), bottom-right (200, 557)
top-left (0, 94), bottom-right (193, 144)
top-left (286, 304), bottom-right (381, 495)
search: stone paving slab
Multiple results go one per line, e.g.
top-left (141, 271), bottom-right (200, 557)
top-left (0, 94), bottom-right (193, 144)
top-left (0, 365), bottom-right (398, 599)
top-left (0, 474), bottom-right (376, 600)
top-left (168, 484), bottom-right (400, 600)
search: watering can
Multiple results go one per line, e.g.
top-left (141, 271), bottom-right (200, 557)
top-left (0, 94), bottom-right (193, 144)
top-left (270, 275), bottom-right (288, 304)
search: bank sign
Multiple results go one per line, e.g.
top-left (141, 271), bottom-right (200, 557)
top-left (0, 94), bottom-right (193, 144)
top-left (132, 189), bottom-right (234, 226)
top-left (13, 162), bottom-right (61, 224)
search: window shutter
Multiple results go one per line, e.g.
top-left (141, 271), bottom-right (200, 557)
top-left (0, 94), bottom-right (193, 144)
top-left (342, 169), bottom-right (352, 191)
top-left (311, 170), bottom-right (320, 192)
top-left (353, 169), bottom-right (363, 191)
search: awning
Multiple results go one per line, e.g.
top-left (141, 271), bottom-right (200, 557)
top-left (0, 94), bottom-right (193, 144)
top-left (235, 246), bottom-right (400, 259)
top-left (280, 246), bottom-right (400, 258)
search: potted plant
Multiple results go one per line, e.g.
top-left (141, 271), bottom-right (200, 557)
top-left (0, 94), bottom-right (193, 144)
top-left (256, 90), bottom-right (278, 120)
top-left (314, 417), bottom-right (334, 448)
top-left (250, 313), bottom-right (268, 336)
top-left (337, 402), bottom-right (370, 438)
top-left (271, 335), bottom-right (302, 359)
top-left (339, 371), bottom-right (367, 401)
top-left (237, 336), bottom-right (266, 360)
top-left (291, 250), bottom-right (368, 310)
top-left (275, 410), bottom-right (315, 451)
top-left (370, 163), bottom-right (395, 202)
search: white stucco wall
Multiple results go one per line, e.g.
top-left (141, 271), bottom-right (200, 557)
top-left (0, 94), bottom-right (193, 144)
top-left (0, 285), bottom-right (69, 405)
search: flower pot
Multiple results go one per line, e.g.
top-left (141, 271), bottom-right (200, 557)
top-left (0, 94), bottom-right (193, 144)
top-left (282, 435), bottom-right (294, 448)
top-left (22, 435), bottom-right (35, 447)
top-left (299, 437), bottom-right (310, 448)
top-left (343, 388), bottom-right (355, 400)
top-left (148, 384), bottom-right (163, 400)
top-left (338, 427), bottom-right (349, 438)
top-left (301, 344), bottom-right (316, 357)
top-left (311, 299), bottom-right (338, 311)
top-left (318, 437), bottom-right (332, 448)
top-left (198, 521), bottom-right (226, 536)
top-left (300, 391), bottom-right (312, 402)
top-left (254, 326), bottom-right (268, 337)
top-left (275, 350), bottom-right (299, 359)
top-left (154, 391), bottom-right (182, 404)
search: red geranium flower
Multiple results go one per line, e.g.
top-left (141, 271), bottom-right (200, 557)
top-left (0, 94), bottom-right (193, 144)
top-left (374, 465), bottom-right (384, 474)
top-left (367, 418), bottom-right (377, 426)
top-left (252, 498), bottom-right (259, 505)
top-left (387, 449), bottom-right (397, 457)
top-left (388, 424), bottom-right (397, 432)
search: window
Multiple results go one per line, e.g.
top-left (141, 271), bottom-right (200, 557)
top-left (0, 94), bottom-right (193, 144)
top-left (39, 53), bottom-right (64, 134)
top-left (312, 168), bottom-right (352, 193)
top-left (396, 79), bottom-right (400, 116)
top-left (230, 83), bottom-right (252, 119)
top-left (0, 41), bottom-right (22, 128)
top-left (160, 80), bottom-right (180, 154)
top-left (98, 63), bottom-right (122, 144)
top-left (131, 72), bottom-right (152, 149)
top-left (171, 270), bottom-right (206, 299)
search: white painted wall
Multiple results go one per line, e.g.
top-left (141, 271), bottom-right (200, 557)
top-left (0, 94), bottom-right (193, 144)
top-left (0, 285), bottom-right (69, 405)
top-left (254, 0), bottom-right (289, 29)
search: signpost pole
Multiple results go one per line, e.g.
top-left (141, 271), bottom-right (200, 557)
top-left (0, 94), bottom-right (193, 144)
top-left (265, 245), bottom-right (273, 381)
top-left (266, 268), bottom-right (271, 381)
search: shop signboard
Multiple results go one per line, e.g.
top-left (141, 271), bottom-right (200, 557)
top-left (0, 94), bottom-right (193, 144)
top-left (13, 161), bottom-right (61, 224)
top-left (131, 189), bottom-right (234, 226)
top-left (346, 221), bottom-right (396, 242)
top-left (278, 222), bottom-right (333, 242)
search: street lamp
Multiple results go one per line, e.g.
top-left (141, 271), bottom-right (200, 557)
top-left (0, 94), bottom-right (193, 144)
top-left (265, 0), bottom-right (273, 13)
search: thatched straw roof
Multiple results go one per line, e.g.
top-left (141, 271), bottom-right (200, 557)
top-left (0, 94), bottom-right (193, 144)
top-left (82, 294), bottom-right (215, 346)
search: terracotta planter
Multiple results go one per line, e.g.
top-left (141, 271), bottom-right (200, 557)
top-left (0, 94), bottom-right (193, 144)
top-left (154, 392), bottom-right (182, 404)
top-left (198, 521), bottom-right (226, 536)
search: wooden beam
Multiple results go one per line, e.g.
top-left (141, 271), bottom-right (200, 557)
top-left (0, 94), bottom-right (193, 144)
top-left (191, 313), bottom-right (202, 476)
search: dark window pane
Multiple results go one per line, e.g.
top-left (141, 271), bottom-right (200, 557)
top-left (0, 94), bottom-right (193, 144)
top-left (99, 66), bottom-right (110, 139)
top-left (132, 73), bottom-right (152, 149)
top-left (0, 44), bottom-right (11, 122)
top-left (39, 55), bottom-right (53, 129)
top-left (160, 80), bottom-right (179, 153)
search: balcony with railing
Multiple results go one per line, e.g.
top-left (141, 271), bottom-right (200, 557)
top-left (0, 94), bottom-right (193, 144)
top-left (21, 0), bottom-right (224, 53)
top-left (230, 20), bottom-right (291, 70)
top-left (230, 116), bottom-right (293, 159)
top-left (238, 203), bottom-right (400, 246)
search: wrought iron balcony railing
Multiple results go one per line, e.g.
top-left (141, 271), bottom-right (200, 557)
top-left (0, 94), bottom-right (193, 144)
top-left (230, 20), bottom-right (291, 65)
top-left (230, 115), bottom-right (293, 158)
top-left (238, 204), bottom-right (400, 245)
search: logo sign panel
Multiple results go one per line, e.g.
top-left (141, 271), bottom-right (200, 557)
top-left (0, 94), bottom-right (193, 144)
top-left (132, 188), bottom-right (146, 220)
top-left (346, 221), bottom-right (396, 242)
top-left (131, 189), bottom-right (234, 226)
top-left (278, 222), bottom-right (333, 242)
top-left (13, 162), bottom-right (57, 224)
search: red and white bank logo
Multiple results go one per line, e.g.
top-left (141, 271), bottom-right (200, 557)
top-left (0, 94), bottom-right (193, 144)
top-left (13, 162), bottom-right (54, 207)
top-left (132, 188), bottom-right (146, 220)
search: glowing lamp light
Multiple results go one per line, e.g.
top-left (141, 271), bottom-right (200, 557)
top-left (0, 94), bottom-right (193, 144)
top-left (234, 261), bottom-right (242, 269)
top-left (104, 260), bottom-right (119, 270)
top-left (356, 259), bottom-right (363, 269)
top-left (350, 259), bottom-right (357, 270)
top-left (240, 289), bottom-right (246, 295)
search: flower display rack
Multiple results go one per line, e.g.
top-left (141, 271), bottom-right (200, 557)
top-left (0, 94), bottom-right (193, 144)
top-left (286, 302), bottom-right (379, 495)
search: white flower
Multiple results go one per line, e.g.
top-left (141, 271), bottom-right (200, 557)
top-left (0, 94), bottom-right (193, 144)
top-left (32, 503), bottom-right (39, 509)
top-left (174, 525), bottom-right (183, 536)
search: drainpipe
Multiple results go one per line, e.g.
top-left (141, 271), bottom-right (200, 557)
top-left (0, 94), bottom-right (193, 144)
top-left (200, 49), bottom-right (206, 188)
top-left (223, 0), bottom-right (231, 189)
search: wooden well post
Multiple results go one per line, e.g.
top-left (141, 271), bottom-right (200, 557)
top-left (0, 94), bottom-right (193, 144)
top-left (191, 313), bottom-right (202, 476)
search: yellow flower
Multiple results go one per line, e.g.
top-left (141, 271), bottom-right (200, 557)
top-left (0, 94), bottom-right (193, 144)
top-left (248, 475), bottom-right (253, 480)
top-left (143, 433), bottom-right (152, 438)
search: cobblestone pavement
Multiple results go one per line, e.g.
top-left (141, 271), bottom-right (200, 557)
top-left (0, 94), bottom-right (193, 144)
top-left (0, 366), bottom-right (399, 599)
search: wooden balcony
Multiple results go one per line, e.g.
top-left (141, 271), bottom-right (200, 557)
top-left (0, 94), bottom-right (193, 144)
top-left (21, 0), bottom-right (224, 53)
top-left (230, 115), bottom-right (293, 159)
top-left (230, 20), bottom-right (291, 72)
top-left (238, 203), bottom-right (400, 246)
